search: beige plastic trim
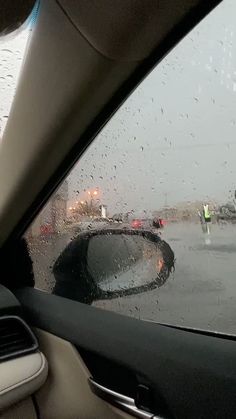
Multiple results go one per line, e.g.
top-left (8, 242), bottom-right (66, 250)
top-left (58, 0), bottom-right (204, 61)
top-left (35, 328), bottom-right (133, 419)
top-left (0, 352), bottom-right (48, 411)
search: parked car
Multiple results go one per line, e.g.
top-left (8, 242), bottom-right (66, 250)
top-left (216, 203), bottom-right (236, 223)
top-left (131, 218), bottom-right (164, 230)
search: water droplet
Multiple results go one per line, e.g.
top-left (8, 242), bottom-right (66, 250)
top-left (140, 146), bottom-right (144, 151)
top-left (1, 48), bottom-right (13, 54)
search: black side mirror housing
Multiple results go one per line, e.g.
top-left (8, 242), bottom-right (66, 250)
top-left (52, 229), bottom-right (175, 304)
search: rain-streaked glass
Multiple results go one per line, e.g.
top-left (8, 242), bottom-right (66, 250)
top-left (24, 0), bottom-right (236, 334)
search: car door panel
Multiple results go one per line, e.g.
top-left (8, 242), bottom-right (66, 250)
top-left (34, 329), bottom-right (133, 419)
top-left (15, 287), bottom-right (236, 419)
top-left (0, 398), bottom-right (38, 419)
top-left (0, 284), bottom-right (125, 419)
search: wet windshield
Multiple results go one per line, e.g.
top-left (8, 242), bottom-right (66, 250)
top-left (0, 7), bottom-right (36, 138)
top-left (22, 0), bottom-right (236, 334)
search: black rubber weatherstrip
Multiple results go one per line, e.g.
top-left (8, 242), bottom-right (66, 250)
top-left (4, 0), bottom-right (222, 245)
top-left (15, 287), bottom-right (236, 419)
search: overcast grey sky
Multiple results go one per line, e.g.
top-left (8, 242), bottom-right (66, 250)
top-left (67, 0), bottom-right (236, 214)
top-left (1, 0), bottom-right (236, 215)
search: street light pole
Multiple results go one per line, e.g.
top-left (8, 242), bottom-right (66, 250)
top-left (87, 189), bottom-right (99, 215)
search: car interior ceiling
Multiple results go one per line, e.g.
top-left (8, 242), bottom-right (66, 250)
top-left (0, 1), bottom-right (230, 419)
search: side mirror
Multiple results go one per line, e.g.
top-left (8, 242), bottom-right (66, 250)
top-left (52, 229), bottom-right (175, 304)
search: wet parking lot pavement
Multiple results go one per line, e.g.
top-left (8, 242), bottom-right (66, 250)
top-left (29, 222), bottom-right (236, 335)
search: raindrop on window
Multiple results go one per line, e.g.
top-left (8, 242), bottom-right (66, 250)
top-left (1, 48), bottom-right (13, 54)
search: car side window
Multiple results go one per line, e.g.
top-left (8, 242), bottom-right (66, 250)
top-left (26, 0), bottom-right (236, 333)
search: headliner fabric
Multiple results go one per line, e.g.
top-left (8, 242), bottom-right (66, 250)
top-left (58, 0), bottom-right (205, 61)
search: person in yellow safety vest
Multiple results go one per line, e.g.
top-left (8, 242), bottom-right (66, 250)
top-left (203, 204), bottom-right (211, 223)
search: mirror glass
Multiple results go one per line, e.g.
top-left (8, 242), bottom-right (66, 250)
top-left (87, 234), bottom-right (163, 293)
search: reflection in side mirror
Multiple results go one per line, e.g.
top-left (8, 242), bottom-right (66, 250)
top-left (53, 229), bottom-right (175, 304)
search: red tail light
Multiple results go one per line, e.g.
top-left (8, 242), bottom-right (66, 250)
top-left (131, 219), bottom-right (143, 228)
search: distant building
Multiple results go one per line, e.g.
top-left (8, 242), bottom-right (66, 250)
top-left (153, 200), bottom-right (217, 222)
top-left (30, 181), bottom-right (68, 236)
